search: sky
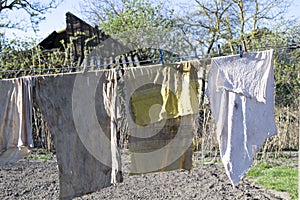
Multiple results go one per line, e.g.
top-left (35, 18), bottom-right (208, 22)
top-left (36, 0), bottom-right (82, 39)
top-left (4, 0), bottom-right (300, 43)
top-left (3, 0), bottom-right (82, 41)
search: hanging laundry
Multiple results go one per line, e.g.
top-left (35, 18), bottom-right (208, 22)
top-left (206, 50), bottom-right (277, 185)
top-left (124, 61), bottom-right (199, 174)
top-left (35, 70), bottom-right (122, 199)
top-left (0, 77), bottom-right (34, 166)
top-left (115, 69), bottom-right (128, 148)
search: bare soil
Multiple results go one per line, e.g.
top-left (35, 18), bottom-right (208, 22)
top-left (0, 150), bottom-right (295, 200)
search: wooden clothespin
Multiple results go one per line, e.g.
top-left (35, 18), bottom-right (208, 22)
top-left (217, 44), bottom-right (222, 56)
top-left (242, 40), bottom-right (247, 53)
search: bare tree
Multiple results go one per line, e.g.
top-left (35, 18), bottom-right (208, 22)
top-left (79, 0), bottom-right (294, 55)
top-left (80, 0), bottom-right (127, 26)
top-left (178, 0), bottom-right (292, 54)
top-left (0, 0), bottom-right (62, 31)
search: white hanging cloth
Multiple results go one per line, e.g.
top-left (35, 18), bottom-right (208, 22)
top-left (206, 50), bottom-right (277, 185)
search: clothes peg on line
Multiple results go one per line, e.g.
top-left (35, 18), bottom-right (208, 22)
top-left (217, 44), bottom-right (222, 56)
top-left (194, 46), bottom-right (198, 58)
top-left (242, 40), bottom-right (247, 53)
top-left (159, 49), bottom-right (164, 66)
top-left (238, 44), bottom-right (243, 57)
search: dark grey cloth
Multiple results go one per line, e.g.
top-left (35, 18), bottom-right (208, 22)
top-left (35, 71), bottom-right (122, 199)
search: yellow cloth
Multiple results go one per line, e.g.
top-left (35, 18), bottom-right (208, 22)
top-left (124, 60), bottom-right (200, 174)
top-left (131, 84), bottom-right (164, 126)
top-left (177, 61), bottom-right (199, 115)
top-left (129, 61), bottom-right (199, 126)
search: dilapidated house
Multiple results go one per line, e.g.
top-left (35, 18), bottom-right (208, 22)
top-left (39, 12), bottom-right (143, 68)
top-left (39, 12), bottom-right (110, 66)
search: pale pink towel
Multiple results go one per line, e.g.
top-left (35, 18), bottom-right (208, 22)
top-left (0, 77), bottom-right (33, 165)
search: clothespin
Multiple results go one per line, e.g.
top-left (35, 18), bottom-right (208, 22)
top-left (238, 44), bottom-right (243, 57)
top-left (217, 44), bottom-right (222, 56)
top-left (242, 40), bottom-right (247, 53)
top-left (159, 49), bottom-right (164, 66)
top-left (194, 46), bottom-right (198, 58)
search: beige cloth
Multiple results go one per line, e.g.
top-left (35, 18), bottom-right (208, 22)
top-left (0, 77), bottom-right (33, 166)
top-left (124, 61), bottom-right (199, 174)
top-left (206, 50), bottom-right (277, 185)
top-left (35, 70), bottom-right (122, 199)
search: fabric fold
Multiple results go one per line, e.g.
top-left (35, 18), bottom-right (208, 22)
top-left (213, 50), bottom-right (274, 103)
top-left (35, 70), bottom-right (122, 199)
top-left (0, 77), bottom-right (33, 166)
top-left (206, 50), bottom-right (277, 185)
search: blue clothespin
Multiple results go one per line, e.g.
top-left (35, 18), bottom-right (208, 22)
top-left (160, 49), bottom-right (164, 66)
top-left (217, 44), bottom-right (222, 56)
top-left (238, 44), bottom-right (243, 57)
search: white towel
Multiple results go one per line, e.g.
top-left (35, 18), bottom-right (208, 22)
top-left (206, 50), bottom-right (277, 185)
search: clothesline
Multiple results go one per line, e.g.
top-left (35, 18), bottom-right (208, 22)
top-left (213, 44), bottom-right (299, 56)
top-left (0, 57), bottom-right (158, 75)
top-left (0, 45), bottom-right (298, 76)
top-left (0, 55), bottom-right (200, 75)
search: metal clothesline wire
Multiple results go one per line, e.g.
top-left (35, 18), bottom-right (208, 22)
top-left (0, 55), bottom-right (200, 74)
top-left (0, 45), bottom-right (298, 75)
top-left (213, 44), bottom-right (299, 56)
top-left (0, 57), bottom-right (161, 74)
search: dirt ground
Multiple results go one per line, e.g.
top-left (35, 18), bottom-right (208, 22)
top-left (0, 150), bottom-right (295, 200)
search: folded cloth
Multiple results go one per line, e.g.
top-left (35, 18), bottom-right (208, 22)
top-left (0, 77), bottom-right (33, 166)
top-left (35, 70), bottom-right (122, 199)
top-left (206, 50), bottom-right (277, 185)
top-left (124, 61), bottom-right (199, 174)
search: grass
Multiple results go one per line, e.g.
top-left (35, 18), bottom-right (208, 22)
top-left (246, 162), bottom-right (298, 200)
top-left (27, 149), bottom-right (53, 162)
top-left (27, 154), bottom-right (53, 161)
